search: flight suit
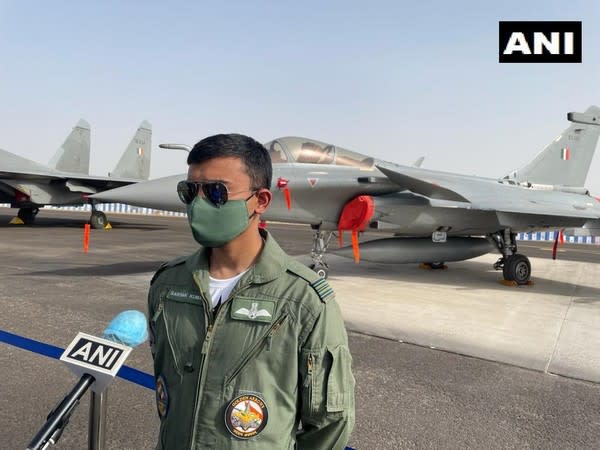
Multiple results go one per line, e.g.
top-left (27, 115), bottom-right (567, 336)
top-left (148, 230), bottom-right (355, 449)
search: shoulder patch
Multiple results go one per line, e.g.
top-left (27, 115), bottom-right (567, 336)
top-left (309, 277), bottom-right (335, 303)
top-left (286, 260), bottom-right (335, 303)
top-left (150, 255), bottom-right (188, 285)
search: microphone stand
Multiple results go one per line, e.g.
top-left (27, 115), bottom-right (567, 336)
top-left (27, 374), bottom-right (95, 450)
top-left (88, 390), bottom-right (108, 450)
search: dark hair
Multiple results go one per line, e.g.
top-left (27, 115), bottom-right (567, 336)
top-left (187, 134), bottom-right (272, 190)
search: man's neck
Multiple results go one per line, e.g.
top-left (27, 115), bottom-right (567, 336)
top-left (208, 225), bottom-right (264, 279)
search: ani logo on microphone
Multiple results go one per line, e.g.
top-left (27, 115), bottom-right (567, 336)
top-left (66, 336), bottom-right (124, 371)
top-left (499, 21), bottom-right (582, 63)
top-left (225, 394), bottom-right (268, 439)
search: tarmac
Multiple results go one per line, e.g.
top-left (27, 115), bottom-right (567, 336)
top-left (1, 207), bottom-right (600, 449)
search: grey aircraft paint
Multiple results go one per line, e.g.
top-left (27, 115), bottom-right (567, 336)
top-left (91, 106), bottom-right (600, 283)
top-left (110, 120), bottom-right (152, 180)
top-left (47, 119), bottom-right (91, 175)
top-left (506, 106), bottom-right (600, 187)
top-left (0, 120), bottom-right (152, 226)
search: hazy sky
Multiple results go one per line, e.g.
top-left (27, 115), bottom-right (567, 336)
top-left (1, 1), bottom-right (599, 191)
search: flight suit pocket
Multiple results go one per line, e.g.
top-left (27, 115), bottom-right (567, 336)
top-left (224, 313), bottom-right (289, 385)
top-left (152, 288), bottom-right (205, 376)
top-left (300, 348), bottom-right (327, 420)
top-left (301, 345), bottom-right (354, 421)
top-left (326, 345), bottom-right (353, 413)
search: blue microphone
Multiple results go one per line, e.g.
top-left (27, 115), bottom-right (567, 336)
top-left (27, 310), bottom-right (148, 450)
top-left (103, 310), bottom-right (148, 347)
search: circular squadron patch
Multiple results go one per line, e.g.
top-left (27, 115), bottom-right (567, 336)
top-left (155, 375), bottom-right (169, 418)
top-left (225, 394), bottom-right (268, 439)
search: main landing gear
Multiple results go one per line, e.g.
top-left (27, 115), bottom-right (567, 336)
top-left (89, 204), bottom-right (108, 229)
top-left (490, 229), bottom-right (532, 285)
top-left (17, 207), bottom-right (39, 224)
top-left (309, 225), bottom-right (334, 279)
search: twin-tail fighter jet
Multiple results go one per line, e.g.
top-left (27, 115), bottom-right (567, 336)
top-left (0, 120), bottom-right (152, 228)
top-left (91, 106), bottom-right (600, 284)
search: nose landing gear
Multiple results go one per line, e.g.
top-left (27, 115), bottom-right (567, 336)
top-left (309, 226), bottom-right (334, 279)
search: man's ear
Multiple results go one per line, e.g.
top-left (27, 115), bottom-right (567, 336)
top-left (254, 189), bottom-right (272, 215)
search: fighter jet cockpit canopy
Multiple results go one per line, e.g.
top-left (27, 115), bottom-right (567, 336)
top-left (265, 137), bottom-right (374, 169)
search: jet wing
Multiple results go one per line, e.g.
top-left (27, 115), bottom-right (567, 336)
top-left (377, 165), bottom-right (470, 202)
top-left (0, 149), bottom-right (63, 180)
top-left (375, 163), bottom-right (600, 221)
top-left (0, 168), bottom-right (141, 194)
top-left (56, 173), bottom-right (144, 188)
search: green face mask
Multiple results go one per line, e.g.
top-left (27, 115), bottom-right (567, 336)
top-left (186, 195), bottom-right (254, 248)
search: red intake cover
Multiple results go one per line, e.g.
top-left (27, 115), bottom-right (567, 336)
top-left (338, 195), bottom-right (375, 231)
top-left (14, 190), bottom-right (30, 203)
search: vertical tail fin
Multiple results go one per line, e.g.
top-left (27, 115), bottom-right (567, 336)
top-left (506, 106), bottom-right (600, 187)
top-left (110, 121), bottom-right (152, 180)
top-left (48, 119), bottom-right (91, 174)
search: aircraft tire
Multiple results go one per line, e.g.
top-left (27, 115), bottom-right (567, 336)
top-left (17, 207), bottom-right (37, 224)
top-left (315, 267), bottom-right (328, 279)
top-left (90, 211), bottom-right (107, 229)
top-left (505, 254), bottom-right (531, 285)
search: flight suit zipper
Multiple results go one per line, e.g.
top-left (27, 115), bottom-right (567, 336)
top-left (189, 273), bottom-right (252, 449)
top-left (304, 353), bottom-right (314, 415)
top-left (152, 299), bottom-right (183, 374)
top-left (189, 272), bottom-right (213, 450)
top-left (152, 300), bottom-right (164, 323)
top-left (224, 313), bottom-right (289, 385)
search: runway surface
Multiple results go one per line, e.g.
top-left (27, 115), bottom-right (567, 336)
top-left (1, 208), bottom-right (599, 449)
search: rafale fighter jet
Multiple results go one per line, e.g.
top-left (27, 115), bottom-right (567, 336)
top-left (0, 120), bottom-right (152, 228)
top-left (91, 106), bottom-right (600, 284)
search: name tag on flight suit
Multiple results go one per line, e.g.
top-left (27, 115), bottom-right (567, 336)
top-left (166, 289), bottom-right (202, 303)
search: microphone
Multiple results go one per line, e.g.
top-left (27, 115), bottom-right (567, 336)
top-left (103, 310), bottom-right (148, 347)
top-left (26, 311), bottom-right (148, 450)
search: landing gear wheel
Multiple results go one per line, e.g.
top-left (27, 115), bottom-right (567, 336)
top-left (90, 211), bottom-right (107, 229)
top-left (17, 207), bottom-right (38, 224)
top-left (315, 267), bottom-right (328, 279)
top-left (310, 263), bottom-right (329, 279)
top-left (429, 262), bottom-right (446, 270)
top-left (504, 254), bottom-right (531, 285)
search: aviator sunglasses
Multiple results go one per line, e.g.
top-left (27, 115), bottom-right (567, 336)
top-left (177, 180), bottom-right (256, 207)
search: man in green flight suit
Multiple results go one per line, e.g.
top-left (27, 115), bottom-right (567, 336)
top-left (148, 133), bottom-right (355, 449)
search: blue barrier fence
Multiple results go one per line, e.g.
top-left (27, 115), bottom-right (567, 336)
top-left (1, 328), bottom-right (355, 449)
top-left (0, 329), bottom-right (154, 389)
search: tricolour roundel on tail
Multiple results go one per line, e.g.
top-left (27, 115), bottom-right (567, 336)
top-left (506, 105), bottom-right (600, 187)
top-left (111, 121), bottom-right (152, 180)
